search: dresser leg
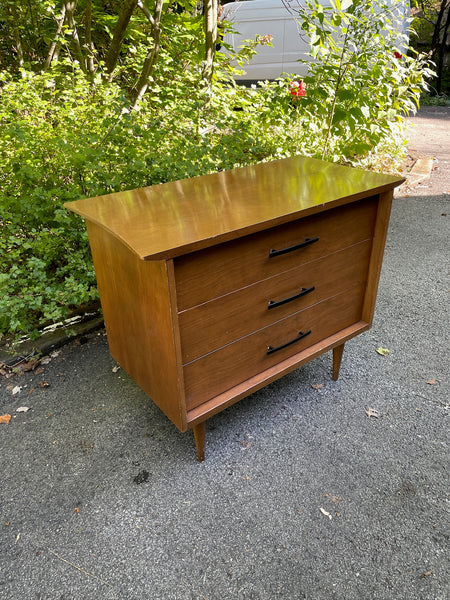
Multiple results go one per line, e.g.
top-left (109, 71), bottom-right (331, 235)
top-left (193, 422), bottom-right (205, 462)
top-left (332, 343), bottom-right (345, 381)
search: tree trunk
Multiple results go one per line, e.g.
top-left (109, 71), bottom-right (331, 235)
top-left (434, 1), bottom-right (450, 93)
top-left (202, 0), bottom-right (218, 84)
top-left (65, 1), bottom-right (86, 71)
top-left (130, 0), bottom-right (164, 108)
top-left (43, 4), bottom-right (67, 71)
top-left (7, 4), bottom-right (25, 68)
top-left (104, 0), bottom-right (138, 75)
top-left (84, 0), bottom-right (96, 74)
top-left (431, 0), bottom-right (448, 51)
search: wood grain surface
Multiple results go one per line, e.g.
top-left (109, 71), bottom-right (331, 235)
top-left (65, 156), bottom-right (403, 261)
top-left (174, 197), bottom-right (377, 310)
top-left (178, 240), bottom-right (372, 363)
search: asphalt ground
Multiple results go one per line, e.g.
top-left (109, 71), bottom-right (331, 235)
top-left (0, 108), bottom-right (449, 600)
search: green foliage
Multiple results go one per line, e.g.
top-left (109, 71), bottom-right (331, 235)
top-left (0, 0), bottom-right (434, 343)
top-left (0, 57), bottom-right (296, 340)
top-left (287, 0), bottom-right (434, 161)
top-left (409, 0), bottom-right (450, 95)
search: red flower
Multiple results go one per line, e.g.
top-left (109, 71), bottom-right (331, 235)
top-left (289, 80), bottom-right (306, 98)
top-left (394, 51), bottom-right (402, 60)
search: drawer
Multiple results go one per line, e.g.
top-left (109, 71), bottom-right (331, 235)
top-left (174, 196), bottom-right (377, 310)
top-left (183, 283), bottom-right (365, 410)
top-left (179, 239), bottom-right (372, 363)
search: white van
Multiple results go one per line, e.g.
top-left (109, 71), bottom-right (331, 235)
top-left (220, 0), bottom-right (409, 82)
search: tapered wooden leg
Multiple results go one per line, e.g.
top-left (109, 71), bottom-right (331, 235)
top-left (332, 343), bottom-right (345, 381)
top-left (193, 422), bottom-right (205, 462)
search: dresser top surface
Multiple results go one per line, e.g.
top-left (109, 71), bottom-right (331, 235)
top-left (65, 155), bottom-right (404, 260)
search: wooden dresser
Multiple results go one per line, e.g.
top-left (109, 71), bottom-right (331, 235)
top-left (65, 156), bottom-right (404, 460)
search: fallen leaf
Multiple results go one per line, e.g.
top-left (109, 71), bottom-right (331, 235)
top-left (366, 408), bottom-right (380, 418)
top-left (22, 359), bottom-right (40, 372)
top-left (319, 508), bottom-right (332, 520)
top-left (376, 347), bottom-right (390, 356)
top-left (12, 386), bottom-right (22, 396)
top-left (0, 414), bottom-right (12, 424)
top-left (421, 571), bottom-right (434, 578)
top-left (16, 407), bottom-right (30, 413)
top-left (311, 383), bottom-right (324, 392)
top-left (112, 366), bottom-right (120, 373)
top-left (40, 357), bottom-right (51, 365)
top-left (40, 381), bottom-right (50, 388)
top-left (34, 367), bottom-right (44, 375)
top-left (426, 378), bottom-right (436, 385)
top-left (74, 507), bottom-right (80, 514)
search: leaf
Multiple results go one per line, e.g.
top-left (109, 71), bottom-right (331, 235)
top-left (339, 0), bottom-right (353, 10)
top-left (16, 406), bottom-right (30, 413)
top-left (366, 408), bottom-right (380, 418)
top-left (0, 414), bottom-right (12, 424)
top-left (12, 385), bottom-right (22, 396)
top-left (426, 378), bottom-right (436, 385)
top-left (376, 347), bottom-right (390, 356)
top-left (311, 383), bottom-right (324, 392)
top-left (22, 359), bottom-right (40, 372)
top-left (320, 508), bottom-right (332, 520)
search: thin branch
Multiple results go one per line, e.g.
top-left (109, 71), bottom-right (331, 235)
top-left (44, 4), bottom-right (67, 71)
top-left (322, 28), bottom-right (350, 159)
top-left (48, 550), bottom-right (113, 588)
top-left (84, 0), bottom-right (95, 74)
top-left (65, 1), bottom-right (86, 71)
top-left (137, 0), bottom-right (155, 27)
top-left (130, 0), bottom-right (164, 108)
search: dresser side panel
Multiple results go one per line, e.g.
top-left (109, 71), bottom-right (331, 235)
top-left (86, 221), bottom-right (185, 431)
top-left (361, 191), bottom-right (394, 324)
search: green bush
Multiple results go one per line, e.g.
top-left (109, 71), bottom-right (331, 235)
top-left (0, 0), bottom-right (433, 343)
top-left (286, 0), bottom-right (434, 161)
top-left (0, 64), bottom-right (299, 340)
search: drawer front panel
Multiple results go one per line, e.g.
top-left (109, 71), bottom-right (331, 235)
top-left (175, 196), bottom-right (377, 310)
top-left (183, 284), bottom-right (365, 410)
top-left (179, 240), bottom-right (372, 363)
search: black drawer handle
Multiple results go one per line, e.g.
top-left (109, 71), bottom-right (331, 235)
top-left (267, 330), bottom-right (311, 355)
top-left (268, 286), bottom-right (315, 310)
top-left (269, 236), bottom-right (319, 258)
